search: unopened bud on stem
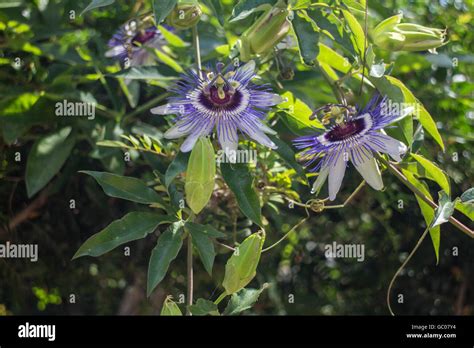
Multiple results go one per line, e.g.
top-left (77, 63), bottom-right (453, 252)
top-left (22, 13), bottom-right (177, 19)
top-left (372, 14), bottom-right (447, 52)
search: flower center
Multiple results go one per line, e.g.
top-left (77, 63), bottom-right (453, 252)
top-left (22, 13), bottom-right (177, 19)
top-left (325, 117), bottom-right (366, 142)
top-left (199, 86), bottom-right (242, 111)
top-left (132, 29), bottom-right (156, 46)
top-left (208, 86), bottom-right (233, 105)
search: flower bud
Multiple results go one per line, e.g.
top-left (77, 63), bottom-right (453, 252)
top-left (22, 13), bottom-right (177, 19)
top-left (161, 296), bottom-right (182, 316)
top-left (372, 14), bottom-right (447, 52)
top-left (167, 0), bottom-right (202, 30)
top-left (236, 1), bottom-right (291, 61)
top-left (222, 231), bottom-right (265, 295)
top-left (185, 136), bottom-right (216, 214)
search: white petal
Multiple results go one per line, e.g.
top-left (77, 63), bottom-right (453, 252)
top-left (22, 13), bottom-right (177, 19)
top-left (151, 104), bottom-right (172, 115)
top-left (353, 155), bottom-right (384, 191)
top-left (370, 134), bottom-right (407, 162)
top-left (218, 122), bottom-right (239, 163)
top-left (239, 121), bottom-right (276, 149)
top-left (236, 60), bottom-right (256, 81)
top-left (328, 151), bottom-right (348, 201)
top-left (180, 133), bottom-right (201, 152)
top-left (180, 123), bottom-right (214, 152)
top-left (387, 105), bottom-right (415, 125)
top-left (164, 122), bottom-right (192, 139)
top-left (312, 166), bottom-right (329, 195)
top-left (259, 122), bottom-right (277, 135)
top-left (105, 46), bottom-right (125, 58)
top-left (253, 92), bottom-right (284, 107)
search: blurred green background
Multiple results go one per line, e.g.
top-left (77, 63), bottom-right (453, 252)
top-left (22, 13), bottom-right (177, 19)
top-left (0, 0), bottom-right (472, 315)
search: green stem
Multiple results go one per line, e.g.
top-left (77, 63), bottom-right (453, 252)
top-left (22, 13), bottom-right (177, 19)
top-left (193, 25), bottom-right (203, 78)
top-left (186, 234), bottom-right (193, 315)
top-left (262, 215), bottom-right (309, 253)
top-left (214, 292), bottom-right (227, 305)
top-left (358, 0), bottom-right (368, 96)
top-left (324, 181), bottom-right (365, 209)
top-left (387, 226), bottom-right (430, 316)
top-left (184, 23), bottom-right (204, 316)
top-left (378, 156), bottom-right (474, 239)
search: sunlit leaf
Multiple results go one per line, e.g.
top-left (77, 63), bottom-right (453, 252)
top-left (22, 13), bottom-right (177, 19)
top-left (185, 137), bottom-right (216, 214)
top-left (161, 296), bottom-right (182, 316)
top-left (277, 91), bottom-right (323, 135)
top-left (430, 191), bottom-right (455, 229)
top-left (341, 9), bottom-right (366, 58)
top-left (402, 169), bottom-right (440, 263)
top-left (411, 153), bottom-right (450, 195)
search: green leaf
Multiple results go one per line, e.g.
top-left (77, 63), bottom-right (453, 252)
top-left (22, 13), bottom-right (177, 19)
top-left (224, 283), bottom-right (269, 315)
top-left (73, 212), bottom-right (173, 259)
top-left (158, 25), bottom-right (188, 47)
top-left (161, 296), bottom-right (183, 316)
top-left (0, 92), bottom-right (41, 116)
top-left (80, 0), bottom-right (115, 16)
top-left (26, 127), bottom-right (75, 198)
top-left (96, 140), bottom-right (130, 149)
top-left (317, 43), bottom-right (350, 73)
top-left (152, 0), bottom-right (178, 25)
top-left (222, 231), bottom-right (265, 295)
top-left (377, 76), bottom-right (444, 151)
top-left (165, 151), bottom-right (190, 188)
top-left (186, 223), bottom-right (217, 276)
top-left (147, 221), bottom-right (184, 296)
top-left (454, 201), bottom-right (474, 221)
top-left (305, 8), bottom-right (355, 55)
top-left (411, 153), bottom-right (450, 195)
top-left (80, 171), bottom-right (165, 205)
top-left (185, 137), bottom-right (216, 214)
top-left (154, 49), bottom-right (184, 73)
top-left (460, 188), bottom-right (474, 203)
top-left (268, 134), bottom-right (307, 183)
top-left (277, 91), bottom-right (324, 135)
top-left (110, 66), bottom-right (175, 80)
top-left (430, 191), bottom-right (455, 229)
top-left (293, 11), bottom-right (320, 66)
top-left (185, 222), bottom-right (226, 238)
top-left (231, 0), bottom-right (276, 22)
top-left (402, 169), bottom-right (440, 263)
top-left (221, 163), bottom-right (262, 226)
top-left (341, 9), bottom-right (366, 58)
top-left (202, 0), bottom-right (225, 27)
top-left (188, 298), bottom-right (219, 316)
top-left (0, 0), bottom-right (24, 8)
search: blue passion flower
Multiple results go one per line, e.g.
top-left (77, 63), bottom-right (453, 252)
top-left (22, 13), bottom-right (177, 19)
top-left (294, 95), bottom-right (412, 201)
top-left (151, 61), bottom-right (283, 155)
top-left (105, 20), bottom-right (166, 66)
